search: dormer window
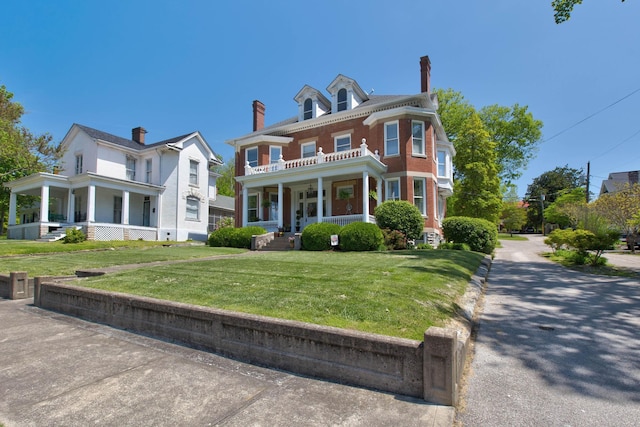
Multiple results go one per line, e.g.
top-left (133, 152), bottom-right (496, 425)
top-left (337, 89), bottom-right (347, 112)
top-left (303, 98), bottom-right (313, 120)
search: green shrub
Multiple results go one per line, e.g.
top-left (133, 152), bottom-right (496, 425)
top-left (382, 228), bottom-right (406, 250)
top-left (208, 226), bottom-right (267, 249)
top-left (339, 222), bottom-right (384, 252)
top-left (415, 243), bottom-right (433, 250)
top-left (301, 223), bottom-right (342, 251)
top-left (63, 228), bottom-right (86, 244)
top-left (544, 228), bottom-right (574, 252)
top-left (374, 201), bottom-right (424, 240)
top-left (438, 242), bottom-right (471, 251)
top-left (442, 217), bottom-right (497, 254)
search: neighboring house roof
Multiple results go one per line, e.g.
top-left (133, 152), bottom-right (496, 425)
top-left (210, 194), bottom-right (235, 213)
top-left (72, 124), bottom-right (223, 165)
top-left (599, 170), bottom-right (640, 195)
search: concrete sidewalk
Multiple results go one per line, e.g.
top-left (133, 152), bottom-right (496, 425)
top-left (0, 298), bottom-right (453, 427)
top-left (456, 235), bottom-right (640, 426)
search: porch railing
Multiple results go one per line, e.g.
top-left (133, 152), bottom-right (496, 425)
top-left (245, 140), bottom-right (381, 176)
top-left (322, 214), bottom-right (376, 227)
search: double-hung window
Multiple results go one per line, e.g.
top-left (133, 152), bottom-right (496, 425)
top-left (145, 159), bottom-right (152, 183)
top-left (75, 154), bottom-right (83, 175)
top-left (384, 122), bottom-right (399, 156)
top-left (247, 194), bottom-right (258, 221)
top-left (386, 178), bottom-right (400, 201)
top-left (412, 121), bottom-right (425, 156)
top-left (335, 135), bottom-right (351, 152)
top-left (126, 157), bottom-right (136, 181)
top-left (270, 146), bottom-right (282, 164)
top-left (186, 196), bottom-right (200, 221)
top-left (413, 177), bottom-right (426, 216)
top-left (437, 150), bottom-right (447, 177)
top-left (337, 88), bottom-right (347, 111)
top-left (301, 142), bottom-right (316, 159)
top-left (303, 98), bottom-right (313, 120)
top-left (189, 160), bottom-right (199, 185)
top-left (246, 147), bottom-right (258, 167)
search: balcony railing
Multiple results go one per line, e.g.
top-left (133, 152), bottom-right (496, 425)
top-left (245, 139), bottom-right (380, 176)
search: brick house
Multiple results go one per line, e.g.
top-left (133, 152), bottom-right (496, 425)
top-left (226, 55), bottom-right (455, 245)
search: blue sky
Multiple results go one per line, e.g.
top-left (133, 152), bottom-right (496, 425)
top-left (2, 0), bottom-right (639, 199)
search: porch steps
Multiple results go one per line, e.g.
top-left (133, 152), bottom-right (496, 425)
top-left (260, 234), bottom-right (294, 251)
top-left (36, 226), bottom-right (80, 242)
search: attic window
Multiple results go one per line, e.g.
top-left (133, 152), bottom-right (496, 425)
top-left (337, 88), bottom-right (347, 111)
top-left (303, 98), bottom-right (313, 120)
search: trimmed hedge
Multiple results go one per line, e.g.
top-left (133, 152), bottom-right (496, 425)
top-left (301, 223), bottom-right (342, 251)
top-left (442, 216), bottom-right (497, 254)
top-left (374, 201), bottom-right (424, 241)
top-left (208, 226), bottom-right (267, 249)
top-left (339, 222), bottom-right (384, 251)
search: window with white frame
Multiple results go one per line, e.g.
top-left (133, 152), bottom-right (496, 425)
top-left (335, 135), bottom-right (351, 152)
top-left (126, 157), bottom-right (136, 181)
top-left (413, 178), bottom-right (426, 216)
top-left (186, 196), bottom-right (200, 221)
top-left (412, 121), bottom-right (425, 156)
top-left (189, 160), bottom-right (199, 185)
top-left (384, 122), bottom-right (399, 156)
top-left (246, 147), bottom-right (258, 167)
top-left (386, 178), bottom-right (400, 201)
top-left (301, 141), bottom-right (316, 158)
top-left (75, 154), bottom-right (83, 175)
top-left (145, 159), bottom-right (152, 183)
top-left (337, 88), bottom-right (347, 112)
top-left (270, 146), bottom-right (282, 164)
top-left (303, 98), bottom-right (313, 120)
top-left (437, 150), bottom-right (447, 177)
top-left (247, 194), bottom-right (258, 221)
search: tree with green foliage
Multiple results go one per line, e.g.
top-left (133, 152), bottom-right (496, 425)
top-left (448, 113), bottom-right (502, 223)
top-left (0, 84), bottom-right (64, 235)
top-left (544, 187), bottom-right (586, 228)
top-left (552, 0), bottom-right (627, 24)
top-left (593, 183), bottom-right (640, 252)
top-left (525, 165), bottom-right (584, 229)
top-left (212, 156), bottom-right (235, 197)
top-left (435, 88), bottom-right (542, 186)
top-left (501, 202), bottom-right (527, 236)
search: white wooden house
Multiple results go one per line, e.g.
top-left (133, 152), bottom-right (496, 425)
top-left (5, 124), bottom-right (223, 242)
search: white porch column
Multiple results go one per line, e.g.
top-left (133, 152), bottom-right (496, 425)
top-left (317, 176), bottom-right (323, 222)
top-left (242, 186), bottom-right (248, 227)
top-left (67, 189), bottom-right (74, 222)
top-left (277, 182), bottom-right (283, 228)
top-left (122, 190), bottom-right (130, 225)
top-left (87, 184), bottom-right (96, 222)
top-left (40, 185), bottom-right (50, 223)
top-left (362, 171), bottom-right (370, 222)
top-left (8, 192), bottom-right (17, 225)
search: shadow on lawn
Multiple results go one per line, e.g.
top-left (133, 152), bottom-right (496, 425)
top-left (482, 254), bottom-right (640, 403)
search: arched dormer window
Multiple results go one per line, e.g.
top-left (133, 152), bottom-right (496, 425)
top-left (337, 88), bottom-right (347, 112)
top-left (303, 98), bottom-right (313, 120)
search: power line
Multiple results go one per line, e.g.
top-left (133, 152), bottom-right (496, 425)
top-left (542, 87), bottom-right (640, 144)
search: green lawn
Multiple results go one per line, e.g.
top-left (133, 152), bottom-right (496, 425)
top-left (75, 249), bottom-right (484, 341)
top-left (498, 233), bottom-right (528, 241)
top-left (0, 242), bottom-right (245, 276)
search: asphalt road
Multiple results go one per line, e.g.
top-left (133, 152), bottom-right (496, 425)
top-left (456, 235), bottom-right (640, 426)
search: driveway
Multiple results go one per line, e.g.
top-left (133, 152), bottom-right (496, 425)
top-left (456, 235), bottom-right (640, 426)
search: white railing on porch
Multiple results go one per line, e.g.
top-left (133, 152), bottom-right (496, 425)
top-left (248, 220), bottom-right (279, 232)
top-left (322, 214), bottom-right (376, 227)
top-left (245, 140), bottom-right (381, 176)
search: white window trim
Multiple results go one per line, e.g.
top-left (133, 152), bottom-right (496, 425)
top-left (186, 195), bottom-right (200, 221)
top-left (145, 159), bottom-right (152, 184)
top-left (246, 147), bottom-right (258, 167)
top-left (386, 178), bottom-right (401, 201)
top-left (301, 141), bottom-right (316, 159)
top-left (269, 146), bottom-right (282, 164)
top-left (411, 120), bottom-right (425, 157)
top-left (413, 177), bottom-right (427, 217)
top-left (247, 193), bottom-right (259, 222)
top-left (437, 150), bottom-right (448, 178)
top-left (75, 154), bottom-right (83, 175)
top-left (126, 156), bottom-right (136, 181)
top-left (384, 121), bottom-right (400, 157)
top-left (334, 134), bottom-right (351, 152)
top-left (189, 159), bottom-right (199, 186)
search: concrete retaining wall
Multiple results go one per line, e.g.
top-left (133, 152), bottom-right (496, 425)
top-left (0, 272), bottom-right (32, 299)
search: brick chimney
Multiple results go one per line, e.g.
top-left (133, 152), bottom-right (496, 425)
top-left (252, 100), bottom-right (265, 131)
top-left (132, 127), bottom-right (147, 144)
top-left (420, 55), bottom-right (431, 94)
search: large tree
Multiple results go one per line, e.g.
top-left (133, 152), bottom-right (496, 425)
top-left (592, 183), bottom-right (640, 250)
top-left (525, 165), bottom-right (584, 229)
top-left (0, 84), bottom-right (63, 234)
top-left (435, 88), bottom-right (542, 186)
top-left (552, 0), bottom-right (627, 24)
top-left (212, 156), bottom-right (235, 197)
top-left (447, 113), bottom-right (502, 223)
top-left (543, 187), bottom-right (586, 228)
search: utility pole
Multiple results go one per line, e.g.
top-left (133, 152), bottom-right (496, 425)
top-left (586, 161), bottom-right (590, 203)
top-left (540, 194), bottom-right (545, 235)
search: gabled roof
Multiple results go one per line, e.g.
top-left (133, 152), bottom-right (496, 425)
top-left (71, 124), bottom-right (222, 164)
top-left (600, 170), bottom-right (640, 195)
top-left (326, 74), bottom-right (369, 101)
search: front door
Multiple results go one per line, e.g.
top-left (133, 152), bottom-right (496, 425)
top-left (143, 196), bottom-right (150, 227)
